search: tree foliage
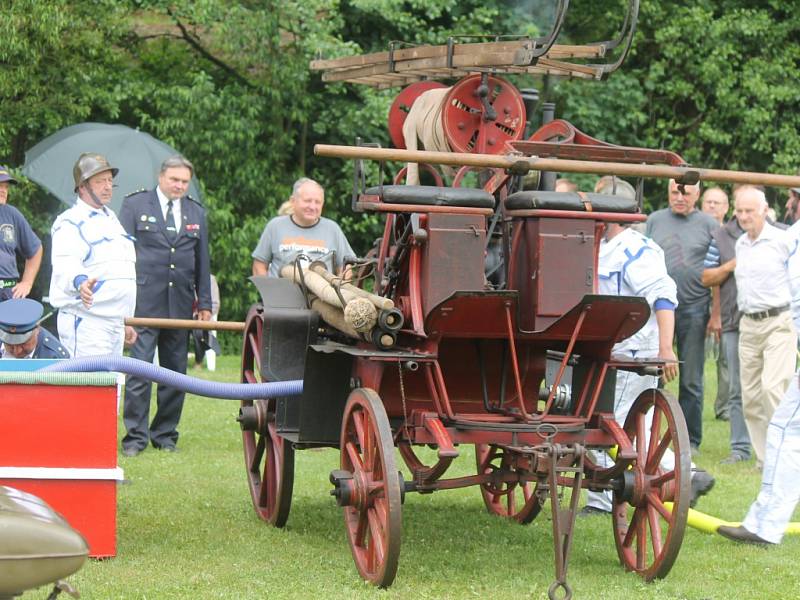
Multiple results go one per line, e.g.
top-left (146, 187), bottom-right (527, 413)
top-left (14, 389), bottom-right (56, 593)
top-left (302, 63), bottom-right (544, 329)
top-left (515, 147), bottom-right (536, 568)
top-left (1, 1), bottom-right (799, 347)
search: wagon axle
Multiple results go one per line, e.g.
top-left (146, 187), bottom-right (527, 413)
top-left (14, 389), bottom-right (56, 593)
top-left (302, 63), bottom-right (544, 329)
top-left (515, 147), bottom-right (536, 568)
top-left (329, 469), bottom-right (407, 508)
top-left (236, 401), bottom-right (269, 434)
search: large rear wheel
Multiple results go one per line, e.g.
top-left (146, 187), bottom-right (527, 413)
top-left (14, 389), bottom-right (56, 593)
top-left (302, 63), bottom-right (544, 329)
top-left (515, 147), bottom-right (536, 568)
top-left (476, 444), bottom-right (542, 524)
top-left (239, 304), bottom-right (295, 527)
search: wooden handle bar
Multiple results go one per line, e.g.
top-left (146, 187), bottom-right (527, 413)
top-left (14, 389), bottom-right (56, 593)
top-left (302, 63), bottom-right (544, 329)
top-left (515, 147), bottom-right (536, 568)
top-left (125, 317), bottom-right (245, 332)
top-left (315, 144), bottom-right (800, 189)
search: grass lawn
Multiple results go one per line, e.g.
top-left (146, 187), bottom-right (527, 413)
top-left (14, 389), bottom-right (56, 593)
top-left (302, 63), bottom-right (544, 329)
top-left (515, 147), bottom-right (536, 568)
top-left (27, 356), bottom-right (800, 599)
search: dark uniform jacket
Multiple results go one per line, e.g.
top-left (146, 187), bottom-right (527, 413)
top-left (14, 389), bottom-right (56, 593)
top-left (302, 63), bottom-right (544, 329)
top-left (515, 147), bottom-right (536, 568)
top-left (119, 190), bottom-right (212, 319)
top-left (0, 326), bottom-right (69, 359)
top-left (34, 326), bottom-right (70, 359)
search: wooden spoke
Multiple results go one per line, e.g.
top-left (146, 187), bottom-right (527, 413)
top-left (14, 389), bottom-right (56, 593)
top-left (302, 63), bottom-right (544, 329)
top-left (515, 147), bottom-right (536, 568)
top-left (340, 388), bottom-right (402, 588)
top-left (612, 388), bottom-right (690, 581)
top-left (240, 304), bottom-right (294, 527)
top-left (475, 444), bottom-right (542, 524)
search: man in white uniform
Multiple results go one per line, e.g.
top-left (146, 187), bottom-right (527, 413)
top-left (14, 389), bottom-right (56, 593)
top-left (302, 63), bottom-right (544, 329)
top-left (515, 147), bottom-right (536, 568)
top-left (49, 153), bottom-right (137, 357)
top-left (583, 177), bottom-right (714, 514)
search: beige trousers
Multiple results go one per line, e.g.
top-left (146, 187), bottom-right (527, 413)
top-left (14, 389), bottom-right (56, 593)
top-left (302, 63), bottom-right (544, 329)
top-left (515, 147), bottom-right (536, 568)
top-left (738, 310), bottom-right (797, 464)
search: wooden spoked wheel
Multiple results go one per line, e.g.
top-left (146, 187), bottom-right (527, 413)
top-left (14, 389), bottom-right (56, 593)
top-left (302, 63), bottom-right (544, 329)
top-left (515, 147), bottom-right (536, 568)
top-left (239, 304), bottom-right (295, 527)
top-left (475, 444), bottom-right (542, 524)
top-left (339, 388), bottom-right (402, 587)
top-left (612, 389), bottom-right (690, 581)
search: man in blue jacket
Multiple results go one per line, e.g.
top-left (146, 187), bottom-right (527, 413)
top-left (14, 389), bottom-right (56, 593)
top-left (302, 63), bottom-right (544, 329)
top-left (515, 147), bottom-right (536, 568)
top-left (0, 165), bottom-right (42, 301)
top-left (0, 298), bottom-right (69, 359)
top-left (119, 156), bottom-right (212, 456)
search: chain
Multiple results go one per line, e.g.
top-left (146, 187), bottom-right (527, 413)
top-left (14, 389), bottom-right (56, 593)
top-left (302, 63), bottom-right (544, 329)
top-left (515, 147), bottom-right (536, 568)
top-left (398, 360), bottom-right (410, 439)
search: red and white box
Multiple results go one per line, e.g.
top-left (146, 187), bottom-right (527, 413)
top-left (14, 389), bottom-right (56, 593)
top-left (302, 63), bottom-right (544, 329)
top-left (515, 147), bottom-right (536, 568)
top-left (0, 370), bottom-right (123, 557)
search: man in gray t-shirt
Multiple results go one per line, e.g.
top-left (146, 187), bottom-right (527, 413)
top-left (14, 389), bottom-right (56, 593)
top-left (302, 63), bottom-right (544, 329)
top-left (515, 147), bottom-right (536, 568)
top-left (252, 177), bottom-right (355, 277)
top-left (646, 179), bottom-right (719, 454)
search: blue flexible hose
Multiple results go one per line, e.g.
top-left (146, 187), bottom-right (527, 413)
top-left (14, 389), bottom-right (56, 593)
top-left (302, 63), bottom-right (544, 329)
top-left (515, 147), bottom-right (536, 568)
top-left (41, 356), bottom-right (303, 400)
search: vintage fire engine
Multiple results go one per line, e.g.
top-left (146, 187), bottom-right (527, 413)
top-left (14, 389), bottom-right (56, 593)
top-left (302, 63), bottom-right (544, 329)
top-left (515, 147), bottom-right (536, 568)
top-left (237, 3), bottom-right (800, 597)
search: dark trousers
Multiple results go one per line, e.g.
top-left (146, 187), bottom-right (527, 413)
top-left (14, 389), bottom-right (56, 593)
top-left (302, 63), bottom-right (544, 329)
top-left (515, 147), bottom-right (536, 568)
top-left (123, 327), bottom-right (189, 450)
top-left (675, 302), bottom-right (709, 448)
top-left (722, 330), bottom-right (751, 458)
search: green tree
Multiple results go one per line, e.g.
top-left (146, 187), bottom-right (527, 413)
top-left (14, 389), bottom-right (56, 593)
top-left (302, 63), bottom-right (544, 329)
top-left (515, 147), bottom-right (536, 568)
top-left (3, 0), bottom-right (799, 346)
top-left (554, 1), bottom-right (800, 207)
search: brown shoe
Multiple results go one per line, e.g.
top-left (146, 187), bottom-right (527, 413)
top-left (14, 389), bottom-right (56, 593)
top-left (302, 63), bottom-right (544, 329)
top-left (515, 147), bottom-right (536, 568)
top-left (717, 525), bottom-right (774, 546)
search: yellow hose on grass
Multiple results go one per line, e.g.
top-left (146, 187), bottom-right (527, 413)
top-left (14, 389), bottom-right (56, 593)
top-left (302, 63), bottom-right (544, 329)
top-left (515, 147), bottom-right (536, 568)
top-left (663, 502), bottom-right (800, 535)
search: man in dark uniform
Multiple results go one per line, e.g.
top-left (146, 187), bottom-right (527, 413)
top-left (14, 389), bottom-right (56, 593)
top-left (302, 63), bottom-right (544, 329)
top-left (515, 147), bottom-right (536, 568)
top-left (119, 156), bottom-right (212, 456)
top-left (0, 165), bottom-right (42, 301)
top-left (0, 298), bottom-right (69, 359)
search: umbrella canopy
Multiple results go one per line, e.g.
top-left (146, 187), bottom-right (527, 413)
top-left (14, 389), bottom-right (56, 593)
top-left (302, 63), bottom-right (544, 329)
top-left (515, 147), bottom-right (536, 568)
top-left (22, 123), bottom-right (202, 214)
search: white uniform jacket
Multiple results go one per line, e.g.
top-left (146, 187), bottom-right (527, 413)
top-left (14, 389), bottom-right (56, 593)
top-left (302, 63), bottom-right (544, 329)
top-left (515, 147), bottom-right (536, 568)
top-left (49, 199), bottom-right (137, 319)
top-left (598, 227), bottom-right (678, 357)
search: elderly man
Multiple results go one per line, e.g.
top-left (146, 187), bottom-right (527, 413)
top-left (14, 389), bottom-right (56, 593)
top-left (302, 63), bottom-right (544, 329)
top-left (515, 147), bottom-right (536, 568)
top-left (252, 177), bottom-right (354, 277)
top-left (582, 177), bottom-right (714, 515)
top-left (646, 180), bottom-right (719, 454)
top-left (701, 187), bottom-right (729, 225)
top-left (0, 298), bottom-right (69, 359)
top-left (119, 156), bottom-right (212, 456)
top-left (733, 186), bottom-right (797, 469)
top-left (49, 153), bottom-right (137, 357)
top-left (0, 165), bottom-right (42, 301)
top-left (717, 200), bottom-right (800, 544)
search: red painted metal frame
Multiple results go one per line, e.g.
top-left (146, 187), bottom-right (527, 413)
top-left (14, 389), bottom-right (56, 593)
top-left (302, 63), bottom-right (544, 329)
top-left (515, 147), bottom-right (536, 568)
top-left (503, 304), bottom-right (532, 420)
top-left (542, 307), bottom-right (587, 416)
top-left (357, 198), bottom-right (494, 216)
top-left (518, 119), bottom-right (686, 166)
top-left (407, 239), bottom-right (426, 336)
top-left (346, 117), bottom-right (673, 495)
top-left (442, 74), bottom-right (526, 155)
top-left (504, 209), bottom-right (646, 222)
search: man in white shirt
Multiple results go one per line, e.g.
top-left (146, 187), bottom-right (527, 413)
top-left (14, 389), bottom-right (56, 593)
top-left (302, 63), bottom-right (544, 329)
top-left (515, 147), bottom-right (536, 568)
top-left (734, 186), bottom-right (797, 468)
top-left (49, 153), bottom-right (137, 357)
top-left (717, 192), bottom-right (800, 545)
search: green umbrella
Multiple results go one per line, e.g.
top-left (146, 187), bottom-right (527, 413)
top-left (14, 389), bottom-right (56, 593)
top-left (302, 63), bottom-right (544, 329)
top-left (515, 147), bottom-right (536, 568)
top-left (22, 123), bottom-right (203, 214)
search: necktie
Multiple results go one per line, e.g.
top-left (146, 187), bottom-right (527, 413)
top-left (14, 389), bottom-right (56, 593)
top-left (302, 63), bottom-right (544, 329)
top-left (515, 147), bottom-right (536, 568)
top-left (166, 200), bottom-right (177, 242)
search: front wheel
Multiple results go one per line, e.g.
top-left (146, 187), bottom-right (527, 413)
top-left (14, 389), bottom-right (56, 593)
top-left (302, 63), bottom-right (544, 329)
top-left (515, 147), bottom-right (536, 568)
top-left (611, 388), bottom-right (690, 581)
top-left (338, 388), bottom-right (402, 587)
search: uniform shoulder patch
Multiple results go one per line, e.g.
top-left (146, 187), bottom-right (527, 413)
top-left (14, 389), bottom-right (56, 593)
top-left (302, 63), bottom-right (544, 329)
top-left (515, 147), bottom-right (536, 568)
top-left (125, 189), bottom-right (148, 198)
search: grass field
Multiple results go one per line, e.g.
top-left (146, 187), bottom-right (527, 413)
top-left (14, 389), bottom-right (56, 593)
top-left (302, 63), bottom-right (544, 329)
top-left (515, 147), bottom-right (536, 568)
top-left (27, 356), bottom-right (800, 599)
